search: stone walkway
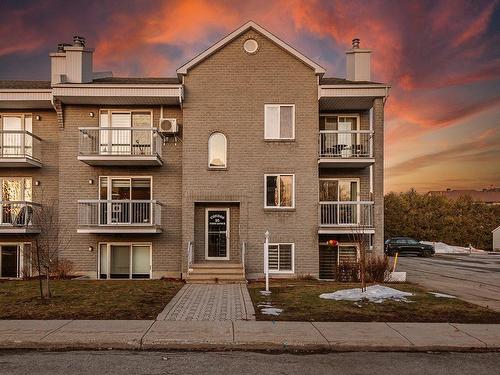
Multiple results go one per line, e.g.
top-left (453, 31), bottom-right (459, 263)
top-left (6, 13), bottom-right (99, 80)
top-left (156, 284), bottom-right (256, 321)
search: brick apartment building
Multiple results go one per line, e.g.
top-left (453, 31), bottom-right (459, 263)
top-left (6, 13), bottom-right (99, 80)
top-left (0, 22), bottom-right (389, 281)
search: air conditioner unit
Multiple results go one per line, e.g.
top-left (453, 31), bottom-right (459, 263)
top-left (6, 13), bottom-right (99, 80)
top-left (158, 118), bottom-right (178, 133)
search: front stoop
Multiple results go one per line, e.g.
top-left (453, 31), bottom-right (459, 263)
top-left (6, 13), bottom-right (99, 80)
top-left (186, 263), bottom-right (246, 284)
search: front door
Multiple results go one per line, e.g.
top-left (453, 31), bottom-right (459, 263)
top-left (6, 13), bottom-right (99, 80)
top-left (1, 245), bottom-right (19, 278)
top-left (205, 208), bottom-right (229, 260)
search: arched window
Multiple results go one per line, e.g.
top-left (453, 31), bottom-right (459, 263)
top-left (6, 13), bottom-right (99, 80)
top-left (208, 132), bottom-right (227, 169)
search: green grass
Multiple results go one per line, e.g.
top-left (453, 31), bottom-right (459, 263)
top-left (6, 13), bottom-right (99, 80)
top-left (248, 280), bottom-right (500, 323)
top-left (0, 279), bottom-right (184, 320)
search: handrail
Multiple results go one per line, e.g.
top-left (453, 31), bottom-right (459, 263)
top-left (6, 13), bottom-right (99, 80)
top-left (0, 130), bottom-right (43, 141)
top-left (187, 241), bottom-right (193, 272)
top-left (319, 201), bottom-right (374, 227)
top-left (241, 241), bottom-right (246, 272)
top-left (319, 130), bottom-right (373, 134)
top-left (78, 199), bottom-right (162, 226)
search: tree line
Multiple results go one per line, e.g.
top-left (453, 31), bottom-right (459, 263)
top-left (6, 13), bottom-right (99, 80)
top-left (385, 190), bottom-right (500, 250)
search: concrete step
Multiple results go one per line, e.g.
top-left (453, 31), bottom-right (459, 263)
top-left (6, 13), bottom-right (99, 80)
top-left (190, 263), bottom-right (243, 269)
top-left (189, 268), bottom-right (245, 275)
top-left (186, 263), bottom-right (246, 284)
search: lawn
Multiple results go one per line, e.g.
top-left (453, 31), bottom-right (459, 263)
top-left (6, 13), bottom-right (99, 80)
top-left (248, 280), bottom-right (500, 323)
top-left (0, 279), bottom-right (184, 320)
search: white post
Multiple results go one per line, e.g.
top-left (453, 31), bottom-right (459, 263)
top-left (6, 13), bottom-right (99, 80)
top-left (264, 230), bottom-right (270, 293)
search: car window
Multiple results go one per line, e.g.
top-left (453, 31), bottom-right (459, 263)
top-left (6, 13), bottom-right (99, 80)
top-left (407, 239), bottom-right (419, 244)
top-left (395, 239), bottom-right (407, 244)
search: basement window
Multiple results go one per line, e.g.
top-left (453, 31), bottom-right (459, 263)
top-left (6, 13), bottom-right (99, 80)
top-left (268, 243), bottom-right (294, 273)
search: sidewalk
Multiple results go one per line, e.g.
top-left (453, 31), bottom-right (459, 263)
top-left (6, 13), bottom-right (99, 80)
top-left (0, 320), bottom-right (499, 352)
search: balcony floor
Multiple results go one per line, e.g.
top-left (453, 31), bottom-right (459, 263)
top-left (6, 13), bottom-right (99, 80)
top-left (0, 227), bottom-right (41, 234)
top-left (78, 155), bottom-right (163, 166)
top-left (77, 226), bottom-right (162, 234)
top-left (0, 157), bottom-right (42, 168)
top-left (318, 226), bottom-right (375, 235)
top-left (318, 157), bottom-right (375, 168)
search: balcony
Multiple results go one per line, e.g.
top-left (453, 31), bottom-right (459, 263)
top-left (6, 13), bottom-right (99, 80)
top-left (77, 200), bottom-right (163, 233)
top-left (78, 128), bottom-right (163, 166)
top-left (319, 130), bottom-right (374, 167)
top-left (0, 201), bottom-right (41, 234)
top-left (0, 131), bottom-right (42, 168)
top-left (318, 201), bottom-right (374, 234)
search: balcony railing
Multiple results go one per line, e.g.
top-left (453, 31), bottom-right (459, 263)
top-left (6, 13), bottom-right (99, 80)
top-left (78, 127), bottom-right (163, 165)
top-left (0, 201), bottom-right (41, 232)
top-left (78, 200), bottom-right (162, 232)
top-left (0, 131), bottom-right (42, 166)
top-left (319, 201), bottom-right (374, 227)
top-left (319, 130), bottom-right (373, 158)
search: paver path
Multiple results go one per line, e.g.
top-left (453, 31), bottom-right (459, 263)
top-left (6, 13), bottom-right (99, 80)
top-left (157, 284), bottom-right (256, 321)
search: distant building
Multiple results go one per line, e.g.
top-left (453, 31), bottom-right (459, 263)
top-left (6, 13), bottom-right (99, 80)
top-left (428, 188), bottom-right (500, 205)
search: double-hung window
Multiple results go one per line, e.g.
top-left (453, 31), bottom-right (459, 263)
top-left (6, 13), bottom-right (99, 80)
top-left (265, 174), bottom-right (295, 208)
top-left (264, 104), bottom-right (295, 139)
top-left (268, 243), bottom-right (294, 273)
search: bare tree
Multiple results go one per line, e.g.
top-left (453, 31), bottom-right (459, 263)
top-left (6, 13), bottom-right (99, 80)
top-left (350, 226), bottom-right (369, 292)
top-left (27, 196), bottom-right (73, 299)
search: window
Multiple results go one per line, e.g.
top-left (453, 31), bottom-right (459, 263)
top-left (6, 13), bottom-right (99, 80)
top-left (0, 114), bottom-right (32, 157)
top-left (268, 243), bottom-right (294, 273)
top-left (98, 243), bottom-right (151, 279)
top-left (265, 174), bottom-right (295, 208)
top-left (319, 179), bottom-right (359, 202)
top-left (264, 104), bottom-right (295, 139)
top-left (208, 132), bottom-right (227, 169)
top-left (98, 177), bottom-right (152, 225)
top-left (99, 110), bottom-right (152, 155)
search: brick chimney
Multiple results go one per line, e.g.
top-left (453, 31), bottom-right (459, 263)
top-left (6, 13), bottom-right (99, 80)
top-left (50, 36), bottom-right (94, 84)
top-left (346, 38), bottom-right (371, 81)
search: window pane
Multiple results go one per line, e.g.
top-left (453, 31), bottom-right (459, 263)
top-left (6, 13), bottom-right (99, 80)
top-left (99, 177), bottom-right (108, 200)
top-left (111, 179), bottom-right (130, 200)
top-left (319, 180), bottom-right (338, 201)
top-left (268, 244), bottom-right (279, 270)
top-left (2, 178), bottom-right (23, 201)
top-left (2, 116), bottom-right (22, 131)
top-left (338, 246), bottom-right (357, 263)
top-left (338, 180), bottom-right (352, 201)
top-left (132, 245), bottom-right (150, 278)
top-left (131, 178), bottom-right (151, 200)
top-left (265, 106), bottom-right (279, 138)
top-left (99, 244), bottom-right (108, 279)
top-left (208, 133), bottom-right (226, 168)
top-left (266, 176), bottom-right (278, 207)
top-left (279, 106), bottom-right (293, 138)
top-left (111, 113), bottom-right (131, 127)
top-left (110, 245), bottom-right (130, 278)
top-left (279, 175), bottom-right (293, 207)
top-left (23, 178), bottom-right (32, 201)
top-left (279, 244), bottom-right (292, 271)
top-left (132, 112), bottom-right (151, 128)
top-left (350, 181), bottom-right (358, 201)
top-left (1, 245), bottom-right (19, 278)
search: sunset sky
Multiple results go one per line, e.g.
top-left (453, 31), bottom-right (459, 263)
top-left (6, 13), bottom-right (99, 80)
top-left (1, 0), bottom-right (499, 192)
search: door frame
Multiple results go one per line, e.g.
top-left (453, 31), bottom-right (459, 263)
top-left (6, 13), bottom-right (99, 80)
top-left (205, 207), bottom-right (230, 261)
top-left (0, 243), bottom-right (22, 278)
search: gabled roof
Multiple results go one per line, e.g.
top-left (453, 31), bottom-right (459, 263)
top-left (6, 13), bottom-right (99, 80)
top-left (177, 21), bottom-right (326, 77)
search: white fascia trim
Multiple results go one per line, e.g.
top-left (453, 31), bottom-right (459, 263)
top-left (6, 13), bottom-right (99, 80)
top-left (53, 84), bottom-right (182, 89)
top-left (177, 21), bottom-right (326, 76)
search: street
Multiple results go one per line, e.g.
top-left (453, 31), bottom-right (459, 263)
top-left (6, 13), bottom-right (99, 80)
top-left (396, 254), bottom-right (500, 311)
top-left (0, 351), bottom-right (499, 375)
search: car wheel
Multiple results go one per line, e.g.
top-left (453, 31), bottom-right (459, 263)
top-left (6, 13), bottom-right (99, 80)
top-left (422, 249), bottom-right (432, 257)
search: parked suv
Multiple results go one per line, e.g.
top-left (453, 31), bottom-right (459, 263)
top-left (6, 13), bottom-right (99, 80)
top-left (384, 237), bottom-right (435, 257)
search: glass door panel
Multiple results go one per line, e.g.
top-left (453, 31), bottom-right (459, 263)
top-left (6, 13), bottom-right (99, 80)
top-left (1, 245), bottom-right (19, 278)
top-left (111, 112), bottom-right (131, 155)
top-left (131, 179), bottom-right (151, 224)
top-left (132, 245), bottom-right (150, 278)
top-left (109, 245), bottom-right (130, 279)
top-left (131, 112), bottom-right (152, 155)
top-left (2, 116), bottom-right (22, 157)
top-left (206, 209), bottom-right (229, 259)
top-left (99, 244), bottom-right (108, 279)
top-left (111, 179), bottom-right (130, 224)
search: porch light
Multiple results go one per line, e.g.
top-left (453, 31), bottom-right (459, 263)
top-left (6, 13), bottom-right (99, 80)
top-left (88, 246), bottom-right (93, 252)
top-left (34, 180), bottom-right (40, 186)
top-left (89, 112), bottom-right (95, 117)
top-left (88, 179), bottom-right (94, 185)
top-left (35, 115), bottom-right (41, 121)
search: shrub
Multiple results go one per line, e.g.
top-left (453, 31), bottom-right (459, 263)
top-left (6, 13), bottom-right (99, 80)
top-left (366, 255), bottom-right (389, 282)
top-left (51, 259), bottom-right (75, 279)
top-left (337, 260), bottom-right (360, 282)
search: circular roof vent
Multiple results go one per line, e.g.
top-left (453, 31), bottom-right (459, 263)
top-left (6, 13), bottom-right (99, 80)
top-left (243, 39), bottom-right (259, 54)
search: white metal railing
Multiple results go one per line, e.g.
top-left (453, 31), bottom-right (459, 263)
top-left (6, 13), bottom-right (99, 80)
top-left (78, 200), bottom-right (162, 226)
top-left (241, 241), bottom-right (246, 271)
top-left (319, 201), bottom-right (374, 227)
top-left (79, 127), bottom-right (163, 158)
top-left (0, 130), bottom-right (42, 161)
top-left (319, 130), bottom-right (373, 158)
top-left (187, 241), bottom-right (193, 272)
top-left (0, 201), bottom-right (41, 228)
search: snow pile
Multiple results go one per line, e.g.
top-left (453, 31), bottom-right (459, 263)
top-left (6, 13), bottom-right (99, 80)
top-left (319, 284), bottom-right (413, 303)
top-left (420, 241), bottom-right (485, 254)
top-left (258, 302), bottom-right (283, 316)
top-left (429, 292), bottom-right (457, 299)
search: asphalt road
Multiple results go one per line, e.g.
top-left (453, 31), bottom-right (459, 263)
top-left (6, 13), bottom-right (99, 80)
top-left (396, 254), bottom-right (500, 311)
top-left (0, 351), bottom-right (499, 375)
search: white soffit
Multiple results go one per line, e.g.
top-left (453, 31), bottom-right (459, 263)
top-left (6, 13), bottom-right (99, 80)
top-left (177, 21), bottom-right (327, 76)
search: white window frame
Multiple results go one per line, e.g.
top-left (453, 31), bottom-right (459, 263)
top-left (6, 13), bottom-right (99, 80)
top-left (268, 243), bottom-right (295, 274)
top-left (264, 104), bottom-right (295, 140)
top-left (207, 132), bottom-right (227, 169)
top-left (205, 207), bottom-right (230, 260)
top-left (264, 174), bottom-right (295, 209)
top-left (318, 178), bottom-right (360, 202)
top-left (98, 176), bottom-right (153, 226)
top-left (97, 242), bottom-right (152, 279)
top-left (0, 113), bottom-right (33, 158)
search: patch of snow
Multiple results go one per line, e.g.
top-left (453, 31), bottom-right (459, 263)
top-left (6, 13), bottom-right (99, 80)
top-left (260, 307), bottom-right (283, 316)
top-left (429, 292), bottom-right (457, 298)
top-left (319, 284), bottom-right (413, 303)
top-left (420, 241), bottom-right (485, 254)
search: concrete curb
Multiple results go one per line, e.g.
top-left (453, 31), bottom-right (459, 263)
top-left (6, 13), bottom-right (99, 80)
top-left (0, 320), bottom-right (498, 352)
